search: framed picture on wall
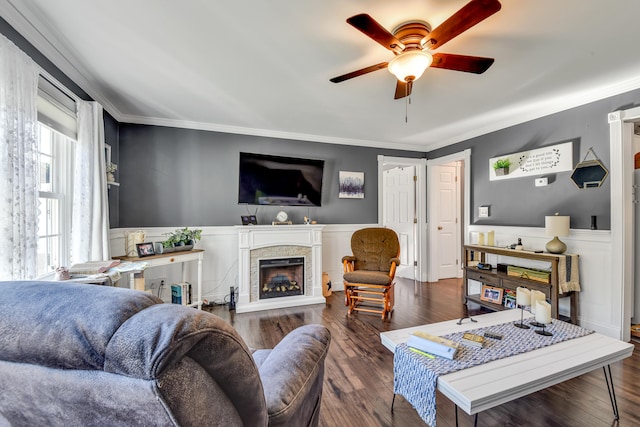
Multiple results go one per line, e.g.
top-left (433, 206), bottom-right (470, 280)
top-left (339, 171), bottom-right (364, 199)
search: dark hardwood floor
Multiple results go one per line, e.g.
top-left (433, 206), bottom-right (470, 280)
top-left (205, 278), bottom-right (640, 426)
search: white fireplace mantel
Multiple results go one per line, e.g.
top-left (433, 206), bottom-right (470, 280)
top-left (236, 225), bottom-right (325, 313)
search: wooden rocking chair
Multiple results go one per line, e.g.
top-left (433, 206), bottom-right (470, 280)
top-left (342, 227), bottom-right (400, 320)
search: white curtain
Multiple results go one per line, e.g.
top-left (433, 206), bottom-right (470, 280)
top-left (71, 100), bottom-right (110, 263)
top-left (0, 35), bottom-right (40, 280)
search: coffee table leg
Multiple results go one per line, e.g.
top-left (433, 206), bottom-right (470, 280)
top-left (454, 405), bottom-right (479, 427)
top-left (603, 365), bottom-right (620, 420)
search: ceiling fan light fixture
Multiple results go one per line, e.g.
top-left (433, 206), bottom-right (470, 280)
top-left (388, 50), bottom-right (433, 82)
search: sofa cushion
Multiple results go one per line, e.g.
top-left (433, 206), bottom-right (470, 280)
top-left (106, 303), bottom-right (269, 427)
top-left (0, 281), bottom-right (161, 371)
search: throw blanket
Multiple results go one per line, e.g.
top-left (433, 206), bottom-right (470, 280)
top-left (558, 254), bottom-right (580, 293)
top-left (393, 318), bottom-right (593, 427)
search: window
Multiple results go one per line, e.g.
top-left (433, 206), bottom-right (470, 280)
top-left (35, 75), bottom-right (77, 278)
top-left (36, 124), bottom-right (75, 277)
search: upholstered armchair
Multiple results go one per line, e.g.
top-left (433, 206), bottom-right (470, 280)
top-left (0, 281), bottom-right (331, 426)
top-left (342, 227), bottom-right (400, 319)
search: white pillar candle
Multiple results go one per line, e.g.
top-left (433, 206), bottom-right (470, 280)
top-left (478, 232), bottom-right (485, 245)
top-left (487, 230), bottom-right (495, 246)
top-left (535, 301), bottom-right (552, 324)
top-left (529, 290), bottom-right (545, 314)
top-left (516, 287), bottom-right (530, 306)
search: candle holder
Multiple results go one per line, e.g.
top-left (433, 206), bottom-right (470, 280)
top-left (513, 304), bottom-right (530, 329)
top-left (535, 321), bottom-right (553, 336)
top-left (530, 319), bottom-right (546, 328)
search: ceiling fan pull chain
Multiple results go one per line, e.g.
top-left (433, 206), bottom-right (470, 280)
top-left (405, 91), bottom-right (408, 123)
top-left (405, 82), bottom-right (409, 123)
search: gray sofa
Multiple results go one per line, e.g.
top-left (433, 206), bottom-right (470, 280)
top-left (0, 281), bottom-right (331, 426)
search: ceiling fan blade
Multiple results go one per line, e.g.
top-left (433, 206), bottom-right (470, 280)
top-left (423, 0), bottom-right (501, 50)
top-left (394, 80), bottom-right (413, 100)
top-left (330, 62), bottom-right (389, 83)
top-left (431, 53), bottom-right (495, 74)
top-left (347, 14), bottom-right (405, 53)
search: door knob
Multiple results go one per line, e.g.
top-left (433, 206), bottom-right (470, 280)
top-left (437, 226), bottom-right (443, 230)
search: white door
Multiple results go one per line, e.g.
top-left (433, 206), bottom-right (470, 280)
top-left (383, 166), bottom-right (416, 279)
top-left (435, 163), bottom-right (461, 279)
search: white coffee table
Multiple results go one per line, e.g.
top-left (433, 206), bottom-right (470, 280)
top-left (381, 310), bottom-right (634, 425)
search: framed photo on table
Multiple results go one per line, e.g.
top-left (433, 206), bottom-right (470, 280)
top-left (241, 215), bottom-right (258, 225)
top-left (136, 242), bottom-right (155, 257)
top-left (480, 285), bottom-right (503, 304)
top-left (504, 295), bottom-right (517, 309)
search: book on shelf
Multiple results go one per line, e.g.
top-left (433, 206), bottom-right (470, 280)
top-left (171, 282), bottom-right (192, 306)
top-left (461, 332), bottom-right (485, 348)
top-left (406, 331), bottom-right (460, 360)
top-left (69, 260), bottom-right (120, 274)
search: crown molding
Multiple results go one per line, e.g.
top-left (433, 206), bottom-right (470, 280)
top-left (118, 114), bottom-right (429, 152)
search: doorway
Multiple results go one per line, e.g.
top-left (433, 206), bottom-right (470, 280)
top-left (426, 150), bottom-right (471, 283)
top-left (378, 156), bottom-right (427, 281)
top-left (608, 107), bottom-right (639, 341)
top-left (431, 162), bottom-right (462, 279)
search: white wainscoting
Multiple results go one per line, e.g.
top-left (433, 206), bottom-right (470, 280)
top-left (468, 225), bottom-right (616, 337)
top-left (110, 224), bottom-right (618, 337)
top-left (109, 224), bottom-right (372, 305)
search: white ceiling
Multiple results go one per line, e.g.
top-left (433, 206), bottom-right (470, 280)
top-left (3, 0), bottom-right (640, 152)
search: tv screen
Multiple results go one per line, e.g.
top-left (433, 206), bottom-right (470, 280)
top-left (238, 152), bottom-right (324, 206)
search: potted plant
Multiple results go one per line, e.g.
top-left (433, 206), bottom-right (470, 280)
top-left (162, 227), bottom-right (202, 252)
top-left (493, 158), bottom-right (511, 176)
top-left (106, 162), bottom-right (117, 183)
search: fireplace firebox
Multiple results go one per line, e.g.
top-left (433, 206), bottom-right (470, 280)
top-left (259, 257), bottom-right (304, 299)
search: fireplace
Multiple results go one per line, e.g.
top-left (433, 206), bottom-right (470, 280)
top-left (259, 257), bottom-right (304, 299)
top-left (236, 225), bottom-right (325, 313)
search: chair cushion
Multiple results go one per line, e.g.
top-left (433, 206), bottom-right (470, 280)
top-left (344, 270), bottom-right (392, 286)
top-left (350, 228), bottom-right (399, 272)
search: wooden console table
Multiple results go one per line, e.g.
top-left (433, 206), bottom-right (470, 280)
top-left (463, 244), bottom-right (578, 323)
top-left (113, 249), bottom-right (204, 309)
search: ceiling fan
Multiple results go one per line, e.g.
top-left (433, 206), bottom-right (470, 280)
top-left (330, 0), bottom-right (502, 99)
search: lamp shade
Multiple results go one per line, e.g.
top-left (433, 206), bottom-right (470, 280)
top-left (388, 50), bottom-right (433, 82)
top-left (545, 215), bottom-right (570, 237)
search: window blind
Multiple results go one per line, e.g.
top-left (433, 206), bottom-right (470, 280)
top-left (37, 76), bottom-right (77, 139)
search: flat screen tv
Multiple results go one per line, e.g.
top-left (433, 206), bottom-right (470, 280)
top-left (238, 152), bottom-right (324, 206)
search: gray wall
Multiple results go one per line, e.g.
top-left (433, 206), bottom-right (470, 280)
top-left (428, 89), bottom-right (640, 230)
top-left (118, 124), bottom-right (423, 227)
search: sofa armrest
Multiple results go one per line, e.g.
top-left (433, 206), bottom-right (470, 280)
top-left (389, 257), bottom-right (401, 267)
top-left (254, 324), bottom-right (331, 427)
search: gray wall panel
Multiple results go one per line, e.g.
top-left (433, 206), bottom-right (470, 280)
top-left (118, 124), bottom-right (423, 227)
top-left (427, 89), bottom-right (640, 230)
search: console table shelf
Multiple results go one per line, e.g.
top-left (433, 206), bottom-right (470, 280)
top-left (113, 249), bottom-right (204, 309)
top-left (463, 244), bottom-right (578, 323)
